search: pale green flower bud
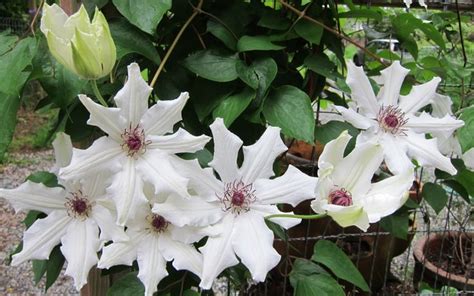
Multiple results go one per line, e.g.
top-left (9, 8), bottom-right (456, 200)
top-left (40, 4), bottom-right (116, 80)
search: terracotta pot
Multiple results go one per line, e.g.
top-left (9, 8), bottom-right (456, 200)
top-left (413, 231), bottom-right (474, 291)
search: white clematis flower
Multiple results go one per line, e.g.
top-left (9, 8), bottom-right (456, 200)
top-left (311, 131), bottom-right (414, 231)
top-left (60, 63), bottom-right (210, 226)
top-left (98, 203), bottom-right (208, 296)
top-left (404, 0), bottom-right (427, 9)
top-left (335, 61), bottom-right (464, 175)
top-left (0, 133), bottom-right (127, 291)
top-left (152, 118), bottom-right (317, 289)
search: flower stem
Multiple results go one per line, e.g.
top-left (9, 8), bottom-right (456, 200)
top-left (90, 80), bottom-right (108, 107)
top-left (265, 213), bottom-right (327, 220)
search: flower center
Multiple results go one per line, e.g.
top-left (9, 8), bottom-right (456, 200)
top-left (147, 214), bottom-right (169, 233)
top-left (218, 180), bottom-right (256, 215)
top-left (329, 188), bottom-right (353, 206)
top-left (377, 105), bottom-right (408, 135)
top-left (121, 124), bottom-right (151, 157)
top-left (65, 190), bottom-right (94, 220)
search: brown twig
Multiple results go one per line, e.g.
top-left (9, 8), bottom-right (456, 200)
top-left (29, 0), bottom-right (44, 36)
top-left (191, 24), bottom-right (206, 49)
top-left (279, 0), bottom-right (388, 67)
top-left (150, 0), bottom-right (204, 87)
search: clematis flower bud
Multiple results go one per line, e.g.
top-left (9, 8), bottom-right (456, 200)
top-left (40, 4), bottom-right (116, 80)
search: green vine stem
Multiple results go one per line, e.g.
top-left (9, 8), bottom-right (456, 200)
top-left (265, 213), bottom-right (327, 220)
top-left (90, 80), bottom-right (108, 107)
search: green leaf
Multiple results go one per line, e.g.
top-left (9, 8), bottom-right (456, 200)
top-left (458, 105), bottom-right (474, 153)
top-left (294, 19), bottom-right (324, 45)
top-left (265, 219), bottom-right (288, 242)
top-left (257, 9), bottom-right (291, 30)
top-left (45, 246), bottom-right (65, 291)
top-left (339, 9), bottom-right (383, 22)
top-left (109, 20), bottom-right (161, 65)
top-left (312, 240), bottom-right (370, 292)
top-left (263, 85), bottom-right (315, 143)
top-left (0, 34), bottom-right (18, 56)
top-left (422, 182), bottom-right (449, 214)
top-left (213, 87), bottom-right (255, 127)
top-left (32, 259), bottom-right (48, 284)
top-left (289, 258), bottom-right (328, 287)
top-left (314, 121), bottom-right (358, 145)
top-left (295, 274), bottom-right (345, 296)
top-left (191, 79), bottom-right (235, 121)
top-left (0, 93), bottom-right (20, 162)
top-left (112, 0), bottom-right (171, 34)
top-left (107, 272), bottom-right (145, 296)
top-left (304, 53), bottom-right (343, 80)
top-left (236, 35), bottom-right (285, 52)
top-left (182, 50), bottom-right (239, 82)
top-left (207, 20), bottom-right (237, 51)
top-left (235, 57), bottom-right (277, 99)
top-left (26, 171), bottom-right (60, 188)
top-left (83, 0), bottom-right (109, 14)
top-left (380, 212), bottom-right (409, 239)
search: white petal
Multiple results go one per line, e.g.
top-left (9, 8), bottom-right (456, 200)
top-left (97, 230), bottom-right (143, 269)
top-left (60, 136), bottom-right (122, 180)
top-left (61, 219), bottom-right (100, 290)
top-left (159, 233), bottom-right (203, 277)
top-left (463, 148), bottom-right (474, 171)
top-left (405, 112), bottom-right (464, 136)
top-left (318, 130), bottom-right (351, 169)
top-left (148, 128), bottom-right (211, 154)
top-left (142, 92), bottom-right (189, 136)
top-left (251, 204), bottom-right (301, 230)
top-left (322, 204), bottom-right (370, 231)
top-left (405, 132), bottom-right (457, 175)
top-left (152, 195), bottom-right (224, 227)
top-left (78, 94), bottom-right (125, 141)
top-left (254, 165), bottom-right (316, 206)
top-left (108, 157), bottom-right (148, 226)
top-left (40, 4), bottom-right (70, 38)
top-left (91, 204), bottom-right (128, 242)
top-left (81, 172), bottom-right (110, 201)
top-left (168, 224), bottom-right (221, 244)
top-left (398, 77), bottom-right (441, 114)
top-left (377, 61), bottom-right (410, 106)
top-left (11, 211), bottom-right (70, 265)
top-left (362, 168), bottom-right (413, 223)
top-left (379, 133), bottom-right (412, 175)
top-left (208, 118), bottom-right (243, 183)
top-left (199, 214), bottom-right (238, 289)
top-left (114, 63), bottom-right (152, 126)
top-left (419, 0), bottom-right (427, 8)
top-left (137, 234), bottom-right (168, 296)
top-left (240, 126), bottom-right (287, 184)
top-left (232, 211), bottom-right (280, 282)
top-left (0, 181), bottom-right (66, 214)
top-left (346, 60), bottom-right (379, 117)
top-left (430, 93), bottom-right (453, 117)
top-left (404, 0), bottom-right (413, 7)
top-left (137, 152), bottom-right (190, 199)
top-left (334, 106), bottom-right (375, 129)
top-left (331, 143), bottom-right (383, 196)
top-left (52, 132), bottom-right (73, 170)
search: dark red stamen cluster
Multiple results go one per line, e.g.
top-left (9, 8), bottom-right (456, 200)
top-left (148, 214), bottom-right (169, 233)
top-left (218, 180), bottom-right (256, 215)
top-left (121, 124), bottom-right (151, 157)
top-left (65, 190), bottom-right (94, 220)
top-left (377, 105), bottom-right (408, 135)
top-left (329, 188), bottom-right (353, 206)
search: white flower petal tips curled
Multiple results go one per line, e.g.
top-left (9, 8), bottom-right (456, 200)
top-left (153, 118), bottom-right (317, 289)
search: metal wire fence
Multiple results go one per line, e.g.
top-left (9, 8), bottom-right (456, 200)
top-left (0, 17), bottom-right (27, 35)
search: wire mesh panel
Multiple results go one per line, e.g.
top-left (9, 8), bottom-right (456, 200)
top-left (0, 17), bottom-right (27, 34)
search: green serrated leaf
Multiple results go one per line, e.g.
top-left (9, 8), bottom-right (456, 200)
top-left (263, 85), bottom-right (315, 143)
top-left (312, 240), bottom-right (370, 292)
top-left (107, 271), bottom-right (145, 296)
top-left (236, 35), bottom-right (285, 52)
top-left (213, 87), bottom-right (255, 127)
top-left (294, 19), bottom-right (324, 45)
top-left (112, 0), bottom-right (171, 34)
top-left (422, 182), bottom-right (449, 214)
top-left (182, 50), bottom-right (239, 82)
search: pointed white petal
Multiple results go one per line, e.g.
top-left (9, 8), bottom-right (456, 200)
top-left (318, 130), bottom-right (351, 169)
top-left (232, 211), bottom-right (280, 282)
top-left (334, 106), bottom-right (375, 129)
top-left (97, 230), bottom-right (143, 269)
top-left (209, 118), bottom-right (243, 183)
top-left (159, 233), bottom-right (203, 277)
top-left (91, 204), bottom-right (128, 242)
top-left (11, 211), bottom-right (70, 265)
top-left (377, 61), bottom-right (410, 106)
top-left (398, 77), bottom-right (441, 114)
top-left (108, 157), bottom-right (148, 226)
top-left (240, 126), bottom-right (287, 184)
top-left (52, 132), bottom-right (73, 169)
top-left (78, 95), bottom-right (125, 141)
top-left (254, 165), bottom-right (316, 206)
top-left (363, 168), bottom-right (413, 223)
top-left (346, 60), bottom-right (379, 117)
top-left (114, 63), bottom-right (152, 126)
top-left (61, 219), bottom-right (100, 290)
top-left (405, 112), bottom-right (464, 136)
top-left (137, 152), bottom-right (190, 199)
top-left (81, 172), bottom-right (110, 201)
top-left (168, 224), bottom-right (221, 244)
top-left (405, 132), bottom-right (457, 175)
top-left (251, 204), bottom-right (301, 230)
top-left (321, 204), bottom-right (370, 231)
top-left (60, 136), bottom-right (122, 180)
top-left (199, 214), bottom-right (238, 289)
top-left (331, 143), bottom-right (383, 196)
top-left (152, 195), bottom-right (224, 227)
top-left (142, 92), bottom-right (189, 136)
top-left (379, 133), bottom-right (412, 175)
top-left (463, 148), bottom-right (474, 171)
top-left (419, 0), bottom-right (427, 8)
top-left (137, 234), bottom-right (168, 296)
top-left (148, 128), bottom-right (211, 154)
top-left (430, 93), bottom-right (453, 117)
top-left (0, 181), bottom-right (66, 214)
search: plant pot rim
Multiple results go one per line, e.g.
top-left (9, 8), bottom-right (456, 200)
top-left (413, 231), bottom-right (474, 286)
